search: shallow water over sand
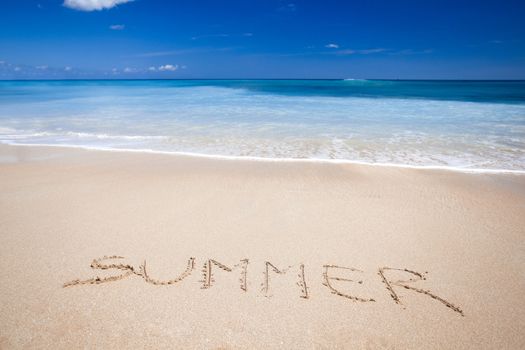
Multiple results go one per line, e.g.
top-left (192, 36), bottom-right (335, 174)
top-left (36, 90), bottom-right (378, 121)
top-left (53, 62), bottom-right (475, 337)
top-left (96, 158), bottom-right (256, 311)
top-left (0, 80), bottom-right (524, 171)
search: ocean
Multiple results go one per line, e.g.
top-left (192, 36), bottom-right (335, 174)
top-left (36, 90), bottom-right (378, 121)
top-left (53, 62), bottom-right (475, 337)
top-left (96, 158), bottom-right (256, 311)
top-left (0, 79), bottom-right (524, 172)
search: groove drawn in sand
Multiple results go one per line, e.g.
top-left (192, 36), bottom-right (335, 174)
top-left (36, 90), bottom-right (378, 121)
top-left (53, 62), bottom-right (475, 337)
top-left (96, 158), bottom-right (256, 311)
top-left (378, 267), bottom-right (464, 316)
top-left (64, 256), bottom-right (464, 316)
top-left (297, 264), bottom-right (309, 299)
top-left (63, 256), bottom-right (196, 287)
top-left (200, 259), bottom-right (249, 291)
top-left (63, 255), bottom-right (138, 287)
top-left (322, 265), bottom-right (375, 302)
top-left (142, 258), bottom-right (195, 285)
top-left (261, 262), bottom-right (309, 298)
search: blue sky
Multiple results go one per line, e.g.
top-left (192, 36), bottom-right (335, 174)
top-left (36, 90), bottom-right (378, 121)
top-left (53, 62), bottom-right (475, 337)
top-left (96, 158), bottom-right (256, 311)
top-left (0, 0), bottom-right (524, 79)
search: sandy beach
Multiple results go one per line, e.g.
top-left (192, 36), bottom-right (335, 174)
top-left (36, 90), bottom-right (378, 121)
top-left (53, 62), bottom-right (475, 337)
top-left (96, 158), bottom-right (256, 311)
top-left (0, 143), bottom-right (524, 349)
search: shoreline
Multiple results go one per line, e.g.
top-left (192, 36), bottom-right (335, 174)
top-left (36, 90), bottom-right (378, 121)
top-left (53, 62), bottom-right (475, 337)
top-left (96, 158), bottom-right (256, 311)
top-left (2, 141), bottom-right (524, 175)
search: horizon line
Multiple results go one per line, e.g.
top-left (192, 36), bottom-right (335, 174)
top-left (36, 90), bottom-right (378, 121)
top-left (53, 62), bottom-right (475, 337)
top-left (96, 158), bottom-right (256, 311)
top-left (1, 78), bottom-right (525, 82)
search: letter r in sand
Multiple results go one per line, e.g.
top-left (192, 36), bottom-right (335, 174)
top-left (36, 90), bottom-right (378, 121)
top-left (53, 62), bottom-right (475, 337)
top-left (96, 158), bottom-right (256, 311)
top-left (378, 267), bottom-right (464, 316)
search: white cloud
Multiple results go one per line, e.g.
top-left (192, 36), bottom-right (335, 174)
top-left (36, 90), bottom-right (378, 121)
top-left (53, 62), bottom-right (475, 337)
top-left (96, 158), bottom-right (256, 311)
top-left (134, 47), bottom-right (233, 58)
top-left (36, 65), bottom-right (48, 70)
top-left (333, 48), bottom-right (387, 55)
top-left (111, 68), bottom-right (118, 74)
top-left (14, 67), bottom-right (21, 71)
top-left (65, 66), bottom-right (73, 71)
top-left (123, 67), bottom-right (136, 73)
top-left (243, 32), bottom-right (253, 37)
top-left (325, 43), bottom-right (339, 49)
top-left (278, 3), bottom-right (296, 12)
top-left (63, 0), bottom-right (133, 12)
top-left (0, 61), bottom-right (5, 65)
top-left (389, 48), bottom-right (433, 55)
top-left (148, 66), bottom-right (157, 71)
top-left (357, 48), bottom-right (387, 54)
top-left (110, 24), bottom-right (125, 30)
top-left (335, 49), bottom-right (355, 55)
top-left (158, 64), bottom-right (178, 72)
top-left (191, 33), bottom-right (230, 40)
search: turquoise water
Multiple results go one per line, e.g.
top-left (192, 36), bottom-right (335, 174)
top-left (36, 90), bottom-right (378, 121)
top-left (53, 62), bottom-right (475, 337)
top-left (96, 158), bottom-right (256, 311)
top-left (0, 80), bottom-right (524, 171)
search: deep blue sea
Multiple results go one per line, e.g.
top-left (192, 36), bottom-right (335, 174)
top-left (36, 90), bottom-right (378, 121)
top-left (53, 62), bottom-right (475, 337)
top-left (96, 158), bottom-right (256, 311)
top-left (0, 79), bottom-right (524, 171)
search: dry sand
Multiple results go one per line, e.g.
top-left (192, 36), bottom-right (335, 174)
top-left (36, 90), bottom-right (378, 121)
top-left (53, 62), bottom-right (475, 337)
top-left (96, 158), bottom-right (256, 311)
top-left (0, 144), bottom-right (524, 349)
